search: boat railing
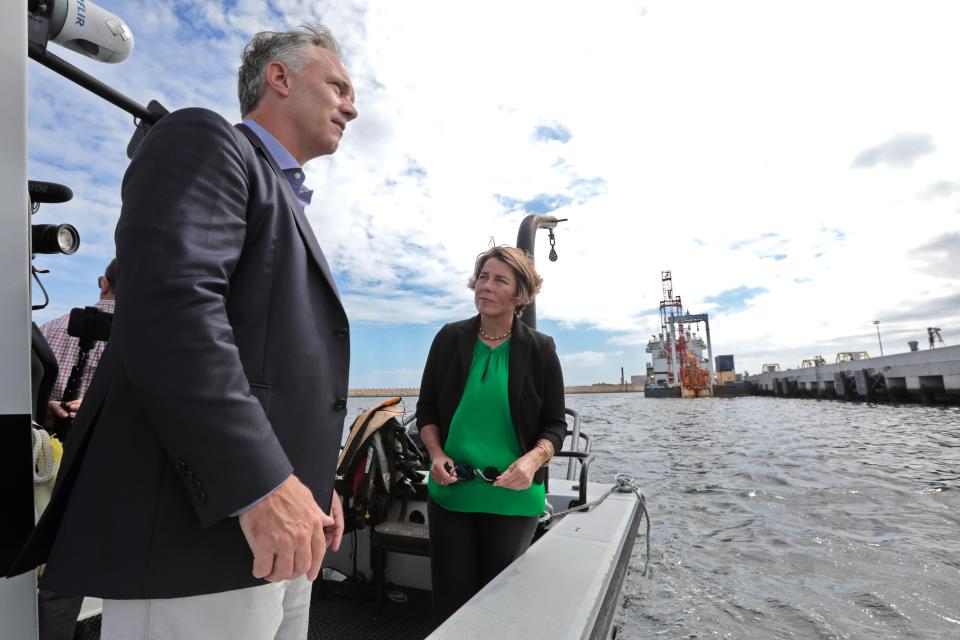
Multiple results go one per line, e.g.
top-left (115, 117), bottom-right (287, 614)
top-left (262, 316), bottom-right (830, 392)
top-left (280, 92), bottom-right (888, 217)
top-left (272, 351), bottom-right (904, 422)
top-left (553, 449), bottom-right (594, 508)
top-left (564, 407), bottom-right (590, 480)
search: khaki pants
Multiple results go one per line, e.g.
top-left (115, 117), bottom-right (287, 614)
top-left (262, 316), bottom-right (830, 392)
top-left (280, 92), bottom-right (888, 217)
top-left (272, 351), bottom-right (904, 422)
top-left (100, 576), bottom-right (312, 640)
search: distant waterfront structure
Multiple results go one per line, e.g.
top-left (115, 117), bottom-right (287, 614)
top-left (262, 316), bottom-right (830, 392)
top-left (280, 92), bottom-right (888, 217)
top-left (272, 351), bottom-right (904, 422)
top-left (349, 387), bottom-right (419, 398)
top-left (349, 382), bottom-right (644, 397)
top-left (747, 344), bottom-right (960, 404)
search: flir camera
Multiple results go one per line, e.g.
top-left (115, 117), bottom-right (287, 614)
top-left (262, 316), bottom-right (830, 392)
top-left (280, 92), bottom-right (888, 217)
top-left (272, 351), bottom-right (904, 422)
top-left (28, 0), bottom-right (134, 63)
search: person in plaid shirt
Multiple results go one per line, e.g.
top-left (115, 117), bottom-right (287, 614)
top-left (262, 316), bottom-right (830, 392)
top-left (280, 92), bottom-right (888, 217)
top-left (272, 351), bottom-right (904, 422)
top-left (40, 258), bottom-right (116, 426)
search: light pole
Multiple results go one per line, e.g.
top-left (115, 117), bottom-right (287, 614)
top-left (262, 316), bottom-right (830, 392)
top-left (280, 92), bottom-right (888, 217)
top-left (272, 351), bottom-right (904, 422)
top-left (873, 320), bottom-right (884, 356)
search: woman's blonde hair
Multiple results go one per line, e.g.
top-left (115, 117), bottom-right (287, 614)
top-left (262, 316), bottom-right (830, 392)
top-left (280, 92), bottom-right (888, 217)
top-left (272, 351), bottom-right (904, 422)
top-left (468, 246), bottom-right (543, 316)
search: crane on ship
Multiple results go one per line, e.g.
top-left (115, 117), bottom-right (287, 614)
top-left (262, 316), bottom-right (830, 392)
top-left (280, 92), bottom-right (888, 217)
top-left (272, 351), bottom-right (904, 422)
top-left (645, 271), bottom-right (714, 397)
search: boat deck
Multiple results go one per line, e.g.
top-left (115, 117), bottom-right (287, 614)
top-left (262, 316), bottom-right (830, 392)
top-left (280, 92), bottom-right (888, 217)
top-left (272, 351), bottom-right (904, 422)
top-left (309, 581), bottom-right (434, 640)
top-left (71, 478), bottom-right (641, 640)
top-left (72, 582), bottom-right (435, 640)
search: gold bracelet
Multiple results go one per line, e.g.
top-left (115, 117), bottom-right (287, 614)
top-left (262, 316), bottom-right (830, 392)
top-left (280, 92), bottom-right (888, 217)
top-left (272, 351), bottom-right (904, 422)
top-left (535, 441), bottom-right (553, 460)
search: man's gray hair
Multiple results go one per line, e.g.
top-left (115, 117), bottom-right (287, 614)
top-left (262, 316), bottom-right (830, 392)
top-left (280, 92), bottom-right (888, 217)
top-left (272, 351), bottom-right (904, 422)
top-left (238, 24), bottom-right (341, 117)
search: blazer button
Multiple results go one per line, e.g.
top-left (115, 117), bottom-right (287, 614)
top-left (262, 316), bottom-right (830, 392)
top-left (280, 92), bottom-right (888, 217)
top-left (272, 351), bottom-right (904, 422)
top-left (334, 398), bottom-right (347, 411)
top-left (194, 490), bottom-right (207, 505)
top-left (334, 327), bottom-right (348, 340)
top-left (176, 460), bottom-right (187, 473)
top-left (182, 469), bottom-right (194, 481)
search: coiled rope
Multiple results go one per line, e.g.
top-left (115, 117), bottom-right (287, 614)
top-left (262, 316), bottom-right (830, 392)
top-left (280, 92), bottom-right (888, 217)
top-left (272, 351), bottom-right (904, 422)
top-left (544, 473), bottom-right (652, 577)
top-left (32, 424), bottom-right (57, 484)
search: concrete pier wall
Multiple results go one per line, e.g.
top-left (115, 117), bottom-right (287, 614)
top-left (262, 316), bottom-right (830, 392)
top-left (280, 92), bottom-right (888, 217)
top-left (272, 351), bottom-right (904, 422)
top-left (746, 345), bottom-right (960, 403)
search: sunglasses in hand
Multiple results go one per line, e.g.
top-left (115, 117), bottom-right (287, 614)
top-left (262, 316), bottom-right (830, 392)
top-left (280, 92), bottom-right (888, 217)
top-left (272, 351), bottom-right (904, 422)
top-left (443, 461), bottom-right (501, 483)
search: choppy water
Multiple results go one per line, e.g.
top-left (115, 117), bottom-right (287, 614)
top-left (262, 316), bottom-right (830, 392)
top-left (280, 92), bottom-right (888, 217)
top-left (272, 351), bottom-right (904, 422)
top-left (348, 395), bottom-right (960, 639)
top-left (572, 394), bottom-right (960, 640)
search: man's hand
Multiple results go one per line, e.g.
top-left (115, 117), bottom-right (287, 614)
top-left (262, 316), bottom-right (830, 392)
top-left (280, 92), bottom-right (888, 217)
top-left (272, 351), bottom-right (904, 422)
top-left (325, 490), bottom-right (344, 552)
top-left (44, 399), bottom-right (80, 428)
top-left (238, 474), bottom-right (334, 583)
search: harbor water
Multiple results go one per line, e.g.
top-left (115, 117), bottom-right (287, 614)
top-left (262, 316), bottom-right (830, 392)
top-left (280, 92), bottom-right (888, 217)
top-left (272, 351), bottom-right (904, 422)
top-left (573, 394), bottom-right (960, 640)
top-left (348, 394), bottom-right (960, 639)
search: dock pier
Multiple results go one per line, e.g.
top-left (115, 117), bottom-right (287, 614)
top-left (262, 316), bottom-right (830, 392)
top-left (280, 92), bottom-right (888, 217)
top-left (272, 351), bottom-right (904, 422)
top-left (745, 345), bottom-right (960, 404)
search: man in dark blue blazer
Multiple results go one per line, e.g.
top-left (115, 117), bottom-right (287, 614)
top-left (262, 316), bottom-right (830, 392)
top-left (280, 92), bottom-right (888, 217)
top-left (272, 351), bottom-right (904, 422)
top-left (12, 24), bottom-right (358, 639)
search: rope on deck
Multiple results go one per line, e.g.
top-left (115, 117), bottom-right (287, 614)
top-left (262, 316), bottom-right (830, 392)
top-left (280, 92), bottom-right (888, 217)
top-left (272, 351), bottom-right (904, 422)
top-left (544, 474), bottom-right (652, 577)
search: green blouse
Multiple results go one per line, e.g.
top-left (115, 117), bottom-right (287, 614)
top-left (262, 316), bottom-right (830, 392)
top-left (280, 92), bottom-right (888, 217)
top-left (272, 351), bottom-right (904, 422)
top-left (428, 338), bottom-right (546, 517)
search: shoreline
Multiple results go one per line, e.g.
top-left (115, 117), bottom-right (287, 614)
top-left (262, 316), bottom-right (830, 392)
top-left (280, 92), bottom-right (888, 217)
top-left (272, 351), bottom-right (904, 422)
top-left (349, 384), bottom-right (643, 397)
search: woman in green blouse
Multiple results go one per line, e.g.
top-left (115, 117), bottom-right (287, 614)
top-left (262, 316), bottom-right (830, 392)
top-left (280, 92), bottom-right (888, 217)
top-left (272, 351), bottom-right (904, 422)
top-left (416, 246), bottom-right (567, 624)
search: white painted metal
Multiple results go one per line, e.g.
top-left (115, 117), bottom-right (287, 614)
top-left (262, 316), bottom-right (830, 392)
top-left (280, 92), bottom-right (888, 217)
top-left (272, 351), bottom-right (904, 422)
top-left (1, 0), bottom-right (33, 412)
top-left (428, 480), bottom-right (640, 640)
top-left (703, 317), bottom-right (715, 387)
top-left (321, 472), bottom-right (642, 640)
top-left (1, 573), bottom-right (37, 640)
top-left (0, 5), bottom-right (39, 640)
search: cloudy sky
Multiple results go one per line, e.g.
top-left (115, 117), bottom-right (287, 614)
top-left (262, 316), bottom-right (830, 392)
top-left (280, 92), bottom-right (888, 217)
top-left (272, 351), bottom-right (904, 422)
top-left (28, 0), bottom-right (960, 386)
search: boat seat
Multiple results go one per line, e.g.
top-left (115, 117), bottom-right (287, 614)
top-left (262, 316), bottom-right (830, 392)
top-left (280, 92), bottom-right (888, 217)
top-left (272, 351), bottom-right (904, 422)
top-left (373, 520), bottom-right (430, 554)
top-left (371, 520), bottom-right (430, 613)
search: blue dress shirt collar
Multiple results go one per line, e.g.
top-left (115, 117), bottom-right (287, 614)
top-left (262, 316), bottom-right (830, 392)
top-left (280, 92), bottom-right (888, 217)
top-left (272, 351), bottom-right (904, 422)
top-left (241, 118), bottom-right (313, 207)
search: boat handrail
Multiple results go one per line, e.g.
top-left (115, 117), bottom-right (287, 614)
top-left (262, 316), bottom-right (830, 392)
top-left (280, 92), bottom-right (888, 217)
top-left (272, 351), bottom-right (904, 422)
top-left (564, 407), bottom-right (588, 480)
top-left (553, 451), bottom-right (593, 508)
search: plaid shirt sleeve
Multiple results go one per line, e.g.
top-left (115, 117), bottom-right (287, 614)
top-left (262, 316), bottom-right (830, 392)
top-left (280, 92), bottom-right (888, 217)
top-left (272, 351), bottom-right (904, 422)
top-left (40, 313), bottom-right (75, 402)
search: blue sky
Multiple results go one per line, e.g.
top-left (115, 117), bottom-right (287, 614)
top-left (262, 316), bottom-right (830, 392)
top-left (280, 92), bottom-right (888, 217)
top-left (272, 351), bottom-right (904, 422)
top-left (28, 0), bottom-right (960, 386)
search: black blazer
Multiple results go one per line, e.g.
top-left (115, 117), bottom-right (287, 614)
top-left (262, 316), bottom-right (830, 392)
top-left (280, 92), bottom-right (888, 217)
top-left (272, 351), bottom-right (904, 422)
top-left (10, 109), bottom-right (350, 598)
top-left (416, 315), bottom-right (566, 482)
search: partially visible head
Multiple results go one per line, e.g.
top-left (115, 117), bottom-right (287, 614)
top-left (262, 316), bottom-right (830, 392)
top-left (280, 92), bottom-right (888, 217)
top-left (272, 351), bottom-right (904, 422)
top-left (239, 24), bottom-right (341, 117)
top-left (238, 24), bottom-right (357, 161)
top-left (468, 246), bottom-right (543, 317)
top-left (99, 258), bottom-right (117, 299)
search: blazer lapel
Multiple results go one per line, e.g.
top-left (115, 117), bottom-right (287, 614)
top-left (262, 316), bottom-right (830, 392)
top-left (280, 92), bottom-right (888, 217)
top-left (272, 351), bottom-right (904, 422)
top-left (457, 316), bottom-right (481, 383)
top-left (235, 124), bottom-right (341, 300)
top-left (508, 316), bottom-right (532, 422)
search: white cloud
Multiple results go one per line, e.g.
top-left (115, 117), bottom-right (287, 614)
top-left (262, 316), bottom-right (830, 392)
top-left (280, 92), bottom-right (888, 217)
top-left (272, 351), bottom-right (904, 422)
top-left (26, 0), bottom-right (960, 380)
top-left (909, 233), bottom-right (960, 280)
top-left (917, 180), bottom-right (960, 201)
top-left (851, 133), bottom-right (936, 169)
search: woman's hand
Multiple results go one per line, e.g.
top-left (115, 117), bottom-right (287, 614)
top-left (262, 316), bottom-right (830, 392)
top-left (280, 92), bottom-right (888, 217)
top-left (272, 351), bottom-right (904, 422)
top-left (493, 452), bottom-right (541, 490)
top-left (430, 453), bottom-right (458, 486)
top-left (420, 423), bottom-right (458, 486)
